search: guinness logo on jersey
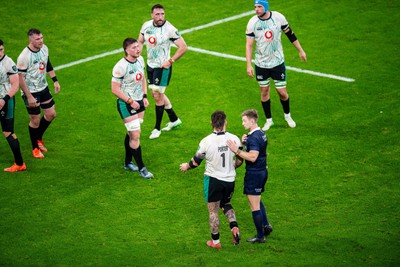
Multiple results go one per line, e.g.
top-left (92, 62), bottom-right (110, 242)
top-left (39, 62), bottom-right (45, 71)
top-left (148, 36), bottom-right (156, 44)
top-left (264, 30), bottom-right (273, 40)
top-left (136, 73), bottom-right (143, 81)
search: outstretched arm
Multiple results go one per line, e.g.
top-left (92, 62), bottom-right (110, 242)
top-left (180, 151), bottom-right (203, 172)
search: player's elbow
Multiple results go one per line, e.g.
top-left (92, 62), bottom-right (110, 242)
top-left (181, 44), bottom-right (188, 53)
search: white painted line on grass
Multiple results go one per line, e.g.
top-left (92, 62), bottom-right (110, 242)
top-left (55, 48), bottom-right (122, 71)
top-left (54, 11), bottom-right (255, 71)
top-left (180, 11), bottom-right (255, 34)
top-left (54, 10), bottom-right (355, 83)
top-left (188, 46), bottom-right (355, 83)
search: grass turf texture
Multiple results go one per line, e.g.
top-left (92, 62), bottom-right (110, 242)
top-left (1, 0), bottom-right (399, 266)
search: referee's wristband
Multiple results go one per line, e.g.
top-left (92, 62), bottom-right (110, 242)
top-left (2, 94), bottom-right (10, 102)
top-left (52, 76), bottom-right (58, 82)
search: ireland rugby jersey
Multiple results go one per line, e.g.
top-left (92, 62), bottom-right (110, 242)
top-left (246, 11), bottom-right (290, 69)
top-left (17, 45), bottom-right (50, 94)
top-left (140, 20), bottom-right (182, 68)
top-left (197, 132), bottom-right (241, 183)
top-left (112, 56), bottom-right (146, 101)
top-left (0, 55), bottom-right (17, 98)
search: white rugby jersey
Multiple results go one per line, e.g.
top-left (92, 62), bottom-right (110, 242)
top-left (140, 20), bottom-right (182, 68)
top-left (112, 56), bottom-right (146, 101)
top-left (197, 132), bottom-right (241, 183)
top-left (0, 55), bottom-right (18, 98)
top-left (246, 11), bottom-right (289, 68)
top-left (17, 45), bottom-right (50, 94)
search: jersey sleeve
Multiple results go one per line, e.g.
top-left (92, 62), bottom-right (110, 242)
top-left (139, 22), bottom-right (146, 36)
top-left (6, 57), bottom-right (18, 75)
top-left (246, 134), bottom-right (260, 152)
top-left (196, 137), bottom-right (208, 159)
top-left (275, 11), bottom-right (289, 31)
top-left (246, 16), bottom-right (257, 38)
top-left (112, 63), bottom-right (124, 83)
top-left (167, 22), bottom-right (182, 42)
top-left (17, 50), bottom-right (29, 72)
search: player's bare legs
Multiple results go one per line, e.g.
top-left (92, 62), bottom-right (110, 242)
top-left (207, 201), bottom-right (221, 248)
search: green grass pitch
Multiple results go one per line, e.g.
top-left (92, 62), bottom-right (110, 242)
top-left (0, 0), bottom-right (399, 266)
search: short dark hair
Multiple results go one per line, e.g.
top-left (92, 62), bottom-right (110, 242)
top-left (28, 28), bottom-right (41, 37)
top-left (211, 110), bottom-right (226, 131)
top-left (152, 4), bottom-right (164, 12)
top-left (242, 109), bottom-right (258, 122)
top-left (122, 38), bottom-right (137, 55)
top-left (0, 39), bottom-right (3, 46)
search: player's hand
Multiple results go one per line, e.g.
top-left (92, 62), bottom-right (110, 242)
top-left (27, 96), bottom-right (39, 107)
top-left (161, 60), bottom-right (172, 69)
top-left (143, 98), bottom-right (149, 108)
top-left (299, 51), bottom-right (307, 62)
top-left (131, 101), bottom-right (140, 110)
top-left (241, 134), bottom-right (248, 144)
top-left (0, 99), bottom-right (5, 110)
top-left (247, 65), bottom-right (254, 78)
top-left (179, 163), bottom-right (189, 172)
top-left (226, 139), bottom-right (238, 153)
top-left (54, 81), bottom-right (60, 94)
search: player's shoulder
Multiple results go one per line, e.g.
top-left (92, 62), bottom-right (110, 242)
top-left (18, 46), bottom-right (30, 57)
top-left (140, 20), bottom-right (153, 34)
top-left (113, 57), bottom-right (128, 69)
top-left (141, 20), bottom-right (154, 30)
top-left (200, 132), bottom-right (215, 144)
top-left (138, 56), bottom-right (145, 64)
top-left (3, 55), bottom-right (16, 65)
top-left (164, 20), bottom-right (175, 27)
top-left (248, 15), bottom-right (260, 24)
top-left (225, 132), bottom-right (240, 141)
top-left (41, 44), bottom-right (49, 53)
top-left (271, 11), bottom-right (286, 20)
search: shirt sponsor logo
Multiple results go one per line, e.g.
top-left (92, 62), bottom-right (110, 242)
top-left (264, 30), bottom-right (273, 39)
top-left (148, 36), bottom-right (156, 44)
top-left (136, 73), bottom-right (142, 81)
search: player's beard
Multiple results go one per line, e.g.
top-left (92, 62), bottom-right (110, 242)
top-left (155, 19), bottom-right (164, 26)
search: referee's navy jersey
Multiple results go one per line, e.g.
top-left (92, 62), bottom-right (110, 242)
top-left (245, 128), bottom-right (267, 171)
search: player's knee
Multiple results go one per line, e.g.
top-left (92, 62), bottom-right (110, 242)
top-left (30, 117), bottom-right (41, 128)
top-left (222, 203), bottom-right (233, 214)
top-left (278, 90), bottom-right (289, 100)
top-left (3, 131), bottom-right (11, 138)
top-left (46, 110), bottom-right (57, 120)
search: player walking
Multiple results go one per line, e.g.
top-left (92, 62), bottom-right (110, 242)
top-left (0, 39), bottom-right (26, 172)
top-left (17, 28), bottom-right (60, 158)
top-left (112, 38), bottom-right (153, 179)
top-left (180, 110), bottom-right (242, 249)
top-left (246, 0), bottom-right (307, 130)
top-left (138, 4), bottom-right (188, 139)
